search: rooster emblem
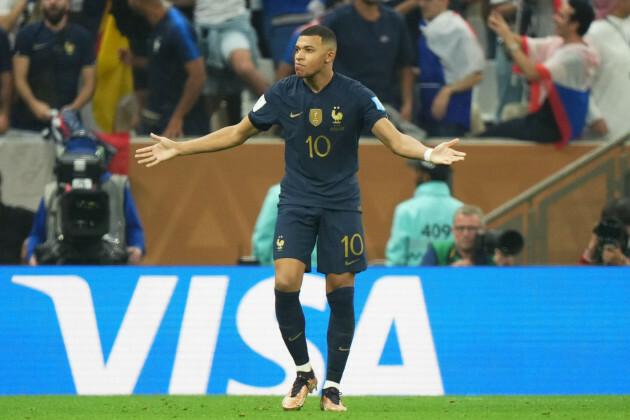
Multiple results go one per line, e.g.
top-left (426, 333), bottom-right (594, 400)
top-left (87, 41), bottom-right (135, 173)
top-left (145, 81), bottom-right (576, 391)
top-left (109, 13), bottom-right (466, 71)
top-left (332, 106), bottom-right (343, 125)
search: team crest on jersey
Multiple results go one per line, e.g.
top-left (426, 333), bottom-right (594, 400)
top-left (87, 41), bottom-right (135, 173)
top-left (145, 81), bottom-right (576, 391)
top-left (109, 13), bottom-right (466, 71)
top-left (64, 41), bottom-right (75, 55)
top-left (309, 109), bottom-right (322, 127)
top-left (276, 236), bottom-right (285, 252)
top-left (331, 106), bottom-right (345, 131)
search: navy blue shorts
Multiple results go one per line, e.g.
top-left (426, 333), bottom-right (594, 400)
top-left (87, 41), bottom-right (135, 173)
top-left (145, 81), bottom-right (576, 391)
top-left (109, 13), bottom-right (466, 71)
top-left (273, 205), bottom-right (367, 274)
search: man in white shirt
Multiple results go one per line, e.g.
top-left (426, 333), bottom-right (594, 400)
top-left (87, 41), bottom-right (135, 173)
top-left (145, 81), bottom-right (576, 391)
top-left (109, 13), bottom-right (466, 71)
top-left (585, 0), bottom-right (630, 139)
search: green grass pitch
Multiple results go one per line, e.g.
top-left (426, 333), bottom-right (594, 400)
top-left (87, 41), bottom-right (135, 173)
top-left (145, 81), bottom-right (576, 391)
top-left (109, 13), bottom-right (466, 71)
top-left (1, 395), bottom-right (629, 419)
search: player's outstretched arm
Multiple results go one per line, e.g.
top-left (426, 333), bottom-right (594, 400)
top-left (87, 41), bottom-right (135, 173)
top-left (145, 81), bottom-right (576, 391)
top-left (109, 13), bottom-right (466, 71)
top-left (372, 118), bottom-right (466, 165)
top-left (135, 116), bottom-right (262, 167)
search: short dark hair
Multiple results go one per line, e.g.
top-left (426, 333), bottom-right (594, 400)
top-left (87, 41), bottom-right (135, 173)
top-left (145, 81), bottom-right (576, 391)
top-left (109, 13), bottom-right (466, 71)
top-left (602, 197), bottom-right (630, 226)
top-left (299, 25), bottom-right (337, 50)
top-left (569, 0), bottom-right (595, 36)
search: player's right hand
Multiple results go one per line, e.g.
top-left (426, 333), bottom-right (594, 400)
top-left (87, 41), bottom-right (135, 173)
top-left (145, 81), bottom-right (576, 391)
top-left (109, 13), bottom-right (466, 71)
top-left (135, 133), bottom-right (179, 167)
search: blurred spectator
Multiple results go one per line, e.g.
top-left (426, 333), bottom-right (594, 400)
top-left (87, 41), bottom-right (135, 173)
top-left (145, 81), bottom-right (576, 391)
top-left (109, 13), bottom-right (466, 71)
top-left (480, 0), bottom-right (598, 146)
top-left (489, 0), bottom-right (530, 123)
top-left (191, 0), bottom-right (270, 129)
top-left (421, 204), bottom-right (515, 266)
top-left (580, 197), bottom-right (630, 266)
top-left (385, 160), bottom-right (462, 266)
top-left (12, 0), bottom-right (96, 132)
top-left (111, 0), bottom-right (151, 131)
top-left (0, 0), bottom-right (30, 45)
top-left (274, 0), bottom-right (346, 81)
top-left (0, 169), bottom-right (35, 264)
top-left (585, 0), bottom-right (630, 140)
top-left (251, 183), bottom-right (317, 266)
top-left (67, 0), bottom-right (107, 41)
top-left (125, 0), bottom-right (208, 139)
top-left (0, 27), bottom-right (11, 134)
top-left (26, 135), bottom-right (145, 265)
top-left (321, 0), bottom-right (416, 121)
top-left (261, 0), bottom-right (315, 67)
top-left (415, 0), bottom-right (485, 137)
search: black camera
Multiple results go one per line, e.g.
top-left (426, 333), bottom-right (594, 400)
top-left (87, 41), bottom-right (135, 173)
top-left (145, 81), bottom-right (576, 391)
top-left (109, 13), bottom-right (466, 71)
top-left (34, 110), bottom-right (128, 265)
top-left (473, 229), bottom-right (524, 265)
top-left (593, 217), bottom-right (628, 248)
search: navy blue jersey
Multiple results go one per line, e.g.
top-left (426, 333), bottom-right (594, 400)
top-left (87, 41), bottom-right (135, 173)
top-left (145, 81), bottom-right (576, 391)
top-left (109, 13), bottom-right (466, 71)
top-left (13, 21), bottom-right (95, 108)
top-left (248, 73), bottom-right (387, 211)
top-left (145, 8), bottom-right (201, 110)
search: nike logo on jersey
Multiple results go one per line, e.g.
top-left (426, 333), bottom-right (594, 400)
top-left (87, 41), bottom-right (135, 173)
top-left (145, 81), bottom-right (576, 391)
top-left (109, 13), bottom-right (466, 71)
top-left (33, 43), bottom-right (47, 51)
top-left (290, 111), bottom-right (303, 118)
top-left (338, 346), bottom-right (350, 352)
top-left (344, 259), bottom-right (359, 266)
top-left (288, 332), bottom-right (303, 342)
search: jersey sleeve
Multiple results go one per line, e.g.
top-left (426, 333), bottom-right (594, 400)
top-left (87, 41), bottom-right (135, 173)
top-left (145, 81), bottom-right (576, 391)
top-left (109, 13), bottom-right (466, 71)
top-left (357, 83), bottom-right (388, 132)
top-left (13, 25), bottom-right (34, 57)
top-left (248, 82), bottom-right (282, 131)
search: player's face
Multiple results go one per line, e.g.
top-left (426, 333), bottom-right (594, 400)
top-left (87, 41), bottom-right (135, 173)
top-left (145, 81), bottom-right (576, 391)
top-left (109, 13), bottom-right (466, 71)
top-left (294, 35), bottom-right (334, 78)
top-left (452, 213), bottom-right (483, 254)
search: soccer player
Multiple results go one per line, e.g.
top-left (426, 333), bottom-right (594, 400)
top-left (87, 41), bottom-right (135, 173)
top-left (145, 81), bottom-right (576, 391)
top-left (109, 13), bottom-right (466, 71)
top-left (136, 25), bottom-right (465, 412)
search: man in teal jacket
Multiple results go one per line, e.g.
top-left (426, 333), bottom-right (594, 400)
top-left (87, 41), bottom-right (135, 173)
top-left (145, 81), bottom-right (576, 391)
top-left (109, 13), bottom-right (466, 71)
top-left (385, 160), bottom-right (462, 266)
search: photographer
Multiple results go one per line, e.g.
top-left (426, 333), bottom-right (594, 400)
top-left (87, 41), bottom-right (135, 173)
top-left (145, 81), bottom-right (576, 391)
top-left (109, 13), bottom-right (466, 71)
top-left (26, 135), bottom-right (145, 265)
top-left (580, 197), bottom-right (630, 266)
top-left (421, 204), bottom-right (521, 266)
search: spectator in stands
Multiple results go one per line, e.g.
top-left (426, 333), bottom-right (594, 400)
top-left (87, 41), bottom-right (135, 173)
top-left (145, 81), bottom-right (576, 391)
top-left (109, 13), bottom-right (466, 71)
top-left (26, 137), bottom-right (145, 265)
top-left (189, 0), bottom-right (270, 129)
top-left (321, 0), bottom-right (416, 121)
top-left (580, 197), bottom-right (630, 266)
top-left (252, 183), bottom-right (317, 266)
top-left (67, 0), bottom-right (107, 41)
top-left (0, 27), bottom-right (11, 134)
top-left (421, 204), bottom-right (515, 266)
top-left (124, 0), bottom-right (207, 139)
top-left (585, 0), bottom-right (630, 140)
top-left (261, 0), bottom-right (315, 68)
top-left (489, 0), bottom-right (530, 123)
top-left (479, 0), bottom-right (598, 147)
top-left (111, 0), bottom-right (152, 131)
top-left (0, 0), bottom-right (30, 46)
top-left (385, 160), bottom-right (462, 266)
top-left (0, 169), bottom-right (35, 264)
top-left (275, 0), bottom-right (346, 81)
top-left (12, 0), bottom-right (96, 132)
top-left (415, 0), bottom-right (485, 137)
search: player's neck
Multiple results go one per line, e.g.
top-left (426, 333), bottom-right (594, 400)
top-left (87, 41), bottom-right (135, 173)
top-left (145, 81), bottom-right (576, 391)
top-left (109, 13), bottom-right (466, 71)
top-left (303, 69), bottom-right (334, 93)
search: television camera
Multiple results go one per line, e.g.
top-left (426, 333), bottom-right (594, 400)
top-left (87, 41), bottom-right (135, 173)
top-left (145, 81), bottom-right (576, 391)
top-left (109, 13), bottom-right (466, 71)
top-left (34, 110), bottom-right (128, 265)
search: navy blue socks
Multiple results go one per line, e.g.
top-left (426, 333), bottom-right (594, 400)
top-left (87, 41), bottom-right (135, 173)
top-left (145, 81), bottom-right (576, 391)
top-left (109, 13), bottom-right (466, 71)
top-left (275, 289), bottom-right (309, 366)
top-left (325, 286), bottom-right (355, 384)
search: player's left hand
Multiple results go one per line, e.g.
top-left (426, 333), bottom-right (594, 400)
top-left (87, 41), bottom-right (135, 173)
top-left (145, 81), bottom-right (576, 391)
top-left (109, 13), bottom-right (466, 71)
top-left (430, 138), bottom-right (466, 165)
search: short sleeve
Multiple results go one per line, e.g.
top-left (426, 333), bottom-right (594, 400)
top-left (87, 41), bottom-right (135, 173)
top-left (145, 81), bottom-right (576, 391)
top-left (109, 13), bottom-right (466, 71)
top-left (248, 83), bottom-right (282, 131)
top-left (358, 84), bottom-right (388, 132)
